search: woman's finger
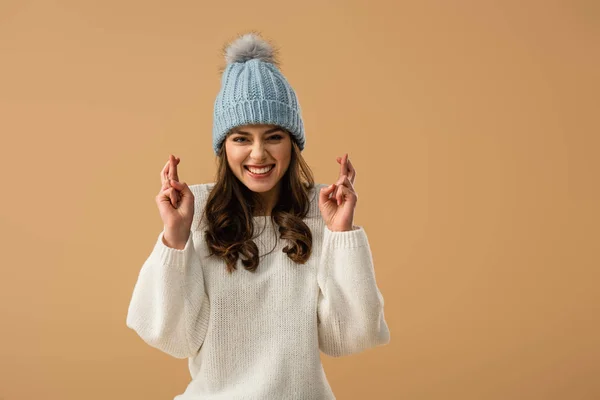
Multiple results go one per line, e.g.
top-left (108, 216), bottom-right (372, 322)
top-left (173, 191), bottom-right (179, 208)
top-left (347, 157), bottom-right (356, 185)
top-left (339, 175), bottom-right (356, 205)
top-left (162, 177), bottom-right (171, 191)
top-left (335, 174), bottom-right (354, 190)
top-left (161, 185), bottom-right (172, 202)
top-left (342, 153), bottom-right (349, 176)
top-left (332, 174), bottom-right (346, 202)
top-left (167, 187), bottom-right (179, 208)
top-left (338, 180), bottom-right (357, 205)
top-left (159, 181), bottom-right (180, 208)
top-left (319, 183), bottom-right (336, 206)
top-left (344, 174), bottom-right (354, 189)
top-left (161, 160), bottom-right (170, 186)
top-left (170, 180), bottom-right (185, 198)
top-left (336, 183), bottom-right (347, 206)
top-left (333, 153), bottom-right (350, 199)
top-left (338, 153), bottom-right (349, 179)
top-left (169, 155), bottom-right (180, 182)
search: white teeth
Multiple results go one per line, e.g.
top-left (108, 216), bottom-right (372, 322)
top-left (247, 165), bottom-right (274, 174)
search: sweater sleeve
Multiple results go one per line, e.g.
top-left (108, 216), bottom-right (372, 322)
top-left (126, 230), bottom-right (210, 359)
top-left (126, 185), bottom-right (211, 359)
top-left (317, 224), bottom-right (390, 357)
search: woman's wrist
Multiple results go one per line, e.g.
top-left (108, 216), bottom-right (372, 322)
top-left (163, 229), bottom-right (190, 250)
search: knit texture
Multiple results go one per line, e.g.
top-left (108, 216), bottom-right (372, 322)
top-left (126, 183), bottom-right (390, 399)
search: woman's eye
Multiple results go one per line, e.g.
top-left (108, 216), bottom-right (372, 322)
top-left (233, 135), bottom-right (282, 143)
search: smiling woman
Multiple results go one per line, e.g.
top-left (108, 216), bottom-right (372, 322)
top-left (126, 31), bottom-right (390, 400)
top-left (225, 124), bottom-right (292, 206)
top-left (205, 119), bottom-right (315, 272)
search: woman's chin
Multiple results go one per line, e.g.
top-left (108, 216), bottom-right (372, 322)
top-left (244, 180), bottom-right (277, 192)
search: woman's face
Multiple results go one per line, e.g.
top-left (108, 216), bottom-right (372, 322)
top-left (224, 124), bottom-right (292, 194)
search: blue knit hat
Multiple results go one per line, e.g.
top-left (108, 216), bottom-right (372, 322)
top-left (212, 32), bottom-right (305, 155)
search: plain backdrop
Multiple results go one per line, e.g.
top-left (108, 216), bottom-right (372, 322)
top-left (1, 1), bottom-right (598, 399)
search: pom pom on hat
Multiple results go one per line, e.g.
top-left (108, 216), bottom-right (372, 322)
top-left (224, 32), bottom-right (280, 66)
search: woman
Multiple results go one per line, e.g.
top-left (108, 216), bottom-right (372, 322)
top-left (126, 32), bottom-right (390, 399)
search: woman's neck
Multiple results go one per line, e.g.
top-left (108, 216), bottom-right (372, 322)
top-left (252, 183), bottom-right (280, 217)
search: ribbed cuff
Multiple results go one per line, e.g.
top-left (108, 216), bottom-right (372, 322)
top-left (323, 225), bottom-right (368, 249)
top-left (154, 231), bottom-right (194, 269)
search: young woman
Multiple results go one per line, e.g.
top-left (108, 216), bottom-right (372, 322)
top-left (126, 32), bottom-right (390, 399)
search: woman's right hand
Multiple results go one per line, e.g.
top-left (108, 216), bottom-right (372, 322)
top-left (156, 155), bottom-right (195, 243)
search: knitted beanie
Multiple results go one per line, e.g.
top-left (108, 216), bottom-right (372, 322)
top-left (212, 32), bottom-right (305, 155)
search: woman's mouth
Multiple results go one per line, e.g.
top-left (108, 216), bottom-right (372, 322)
top-left (244, 164), bottom-right (275, 179)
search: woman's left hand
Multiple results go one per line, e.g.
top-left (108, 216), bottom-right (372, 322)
top-left (319, 153), bottom-right (358, 232)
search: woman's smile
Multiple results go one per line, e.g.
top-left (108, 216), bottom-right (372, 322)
top-left (245, 164), bottom-right (275, 179)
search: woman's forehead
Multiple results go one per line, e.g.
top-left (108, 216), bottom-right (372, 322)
top-left (229, 124), bottom-right (286, 134)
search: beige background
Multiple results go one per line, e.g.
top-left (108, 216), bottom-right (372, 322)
top-left (1, 1), bottom-right (598, 399)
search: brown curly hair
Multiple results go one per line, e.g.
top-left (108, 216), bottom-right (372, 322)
top-left (198, 128), bottom-right (315, 274)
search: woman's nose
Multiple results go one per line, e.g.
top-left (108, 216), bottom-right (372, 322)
top-left (250, 142), bottom-right (267, 157)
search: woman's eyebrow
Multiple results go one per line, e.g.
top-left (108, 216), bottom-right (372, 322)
top-left (231, 127), bottom-right (283, 135)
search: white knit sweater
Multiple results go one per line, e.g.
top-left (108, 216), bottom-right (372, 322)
top-left (126, 182), bottom-right (390, 399)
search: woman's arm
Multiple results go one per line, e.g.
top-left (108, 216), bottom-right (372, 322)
top-left (317, 225), bottom-right (390, 357)
top-left (126, 184), bottom-right (211, 359)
